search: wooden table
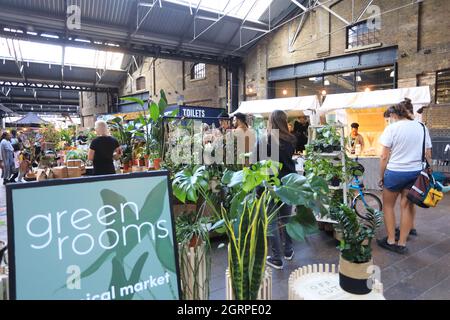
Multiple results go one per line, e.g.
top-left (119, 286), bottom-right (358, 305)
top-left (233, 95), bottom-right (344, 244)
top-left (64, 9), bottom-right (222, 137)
top-left (289, 264), bottom-right (385, 300)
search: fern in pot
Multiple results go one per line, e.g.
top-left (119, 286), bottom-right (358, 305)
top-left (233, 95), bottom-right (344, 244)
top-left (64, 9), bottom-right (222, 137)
top-left (330, 204), bottom-right (383, 295)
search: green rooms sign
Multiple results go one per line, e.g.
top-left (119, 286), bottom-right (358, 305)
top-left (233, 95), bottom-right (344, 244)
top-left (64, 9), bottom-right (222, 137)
top-left (6, 172), bottom-right (180, 300)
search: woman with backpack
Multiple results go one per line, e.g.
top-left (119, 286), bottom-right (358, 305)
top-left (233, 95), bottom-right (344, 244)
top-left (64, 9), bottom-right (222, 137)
top-left (377, 99), bottom-right (432, 254)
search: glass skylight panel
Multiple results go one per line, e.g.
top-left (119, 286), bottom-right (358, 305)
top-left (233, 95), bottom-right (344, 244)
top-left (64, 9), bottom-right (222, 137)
top-left (165, 0), bottom-right (272, 22)
top-left (0, 37), bottom-right (124, 70)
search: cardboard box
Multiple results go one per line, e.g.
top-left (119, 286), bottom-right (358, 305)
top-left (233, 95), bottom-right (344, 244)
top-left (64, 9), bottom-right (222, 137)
top-left (67, 167), bottom-right (82, 178)
top-left (52, 166), bottom-right (68, 179)
top-left (67, 159), bottom-right (83, 168)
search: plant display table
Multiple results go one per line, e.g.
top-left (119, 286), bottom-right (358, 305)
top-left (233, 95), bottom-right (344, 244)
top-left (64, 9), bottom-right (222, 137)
top-left (288, 264), bottom-right (384, 300)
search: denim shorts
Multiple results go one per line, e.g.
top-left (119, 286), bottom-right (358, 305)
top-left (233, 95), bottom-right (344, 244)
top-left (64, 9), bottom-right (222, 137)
top-left (384, 169), bottom-right (421, 192)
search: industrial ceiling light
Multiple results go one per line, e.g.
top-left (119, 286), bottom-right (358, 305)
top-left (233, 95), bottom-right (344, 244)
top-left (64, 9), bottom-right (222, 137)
top-left (282, 89), bottom-right (288, 95)
top-left (364, 87), bottom-right (371, 92)
top-left (321, 90), bottom-right (327, 96)
top-left (356, 75), bottom-right (362, 82)
top-left (324, 79), bottom-right (330, 86)
top-left (390, 71), bottom-right (395, 78)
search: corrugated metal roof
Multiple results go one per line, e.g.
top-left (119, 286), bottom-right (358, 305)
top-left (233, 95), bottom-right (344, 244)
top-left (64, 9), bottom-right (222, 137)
top-left (0, 0), bottom-right (65, 15)
top-left (81, 0), bottom-right (132, 27)
top-left (0, 0), bottom-right (297, 61)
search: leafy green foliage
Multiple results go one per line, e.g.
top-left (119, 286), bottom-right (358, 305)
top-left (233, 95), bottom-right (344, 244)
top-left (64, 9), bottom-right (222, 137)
top-left (172, 165), bottom-right (209, 203)
top-left (285, 206), bottom-right (319, 242)
top-left (175, 212), bottom-right (211, 246)
top-left (40, 123), bottom-right (61, 145)
top-left (223, 190), bottom-right (271, 300)
top-left (120, 89), bottom-right (174, 159)
top-left (330, 205), bottom-right (383, 263)
top-left (65, 149), bottom-right (87, 162)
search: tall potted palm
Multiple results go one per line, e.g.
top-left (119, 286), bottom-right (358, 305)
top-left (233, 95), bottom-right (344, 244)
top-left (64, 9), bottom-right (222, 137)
top-left (120, 90), bottom-right (177, 170)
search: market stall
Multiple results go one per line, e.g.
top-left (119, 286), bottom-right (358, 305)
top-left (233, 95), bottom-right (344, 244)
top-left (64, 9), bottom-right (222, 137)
top-left (319, 86), bottom-right (431, 189)
top-left (232, 95), bottom-right (320, 121)
top-left (231, 96), bottom-right (321, 173)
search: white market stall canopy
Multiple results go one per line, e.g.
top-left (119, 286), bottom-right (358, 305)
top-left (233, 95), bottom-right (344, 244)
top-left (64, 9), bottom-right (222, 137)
top-left (233, 96), bottom-right (320, 117)
top-left (319, 86), bottom-right (431, 114)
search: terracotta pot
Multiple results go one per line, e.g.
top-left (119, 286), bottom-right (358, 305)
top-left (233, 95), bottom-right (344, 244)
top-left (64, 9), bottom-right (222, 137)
top-left (129, 160), bottom-right (133, 168)
top-left (144, 155), bottom-right (149, 168)
top-left (123, 162), bottom-right (129, 171)
top-left (153, 158), bottom-right (161, 170)
top-left (189, 235), bottom-right (203, 248)
top-left (139, 159), bottom-right (145, 166)
top-left (339, 255), bottom-right (373, 295)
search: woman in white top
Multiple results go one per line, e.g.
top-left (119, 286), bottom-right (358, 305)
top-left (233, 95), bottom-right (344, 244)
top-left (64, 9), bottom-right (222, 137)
top-left (378, 100), bottom-right (432, 254)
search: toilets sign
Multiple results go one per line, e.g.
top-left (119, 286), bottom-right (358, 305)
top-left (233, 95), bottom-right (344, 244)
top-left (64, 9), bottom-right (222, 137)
top-left (6, 172), bottom-right (181, 300)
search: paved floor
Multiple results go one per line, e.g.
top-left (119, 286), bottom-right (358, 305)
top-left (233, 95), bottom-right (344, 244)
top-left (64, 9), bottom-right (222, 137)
top-left (0, 183), bottom-right (449, 300)
top-left (209, 193), bottom-right (450, 300)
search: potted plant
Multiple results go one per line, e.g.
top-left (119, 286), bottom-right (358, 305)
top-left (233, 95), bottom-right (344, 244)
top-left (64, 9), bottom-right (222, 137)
top-left (109, 117), bottom-right (137, 172)
top-left (173, 161), bottom-right (330, 300)
top-left (304, 152), bottom-right (343, 187)
top-left (175, 211), bottom-right (212, 300)
top-left (330, 204), bottom-right (383, 294)
top-left (218, 161), bottom-right (329, 299)
top-left (121, 89), bottom-right (177, 171)
top-left (313, 125), bottom-right (342, 152)
top-left (172, 165), bottom-right (215, 300)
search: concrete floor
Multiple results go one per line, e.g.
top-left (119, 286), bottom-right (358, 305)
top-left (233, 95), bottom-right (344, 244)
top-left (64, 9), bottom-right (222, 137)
top-left (208, 192), bottom-right (450, 300)
top-left (0, 184), bottom-right (449, 300)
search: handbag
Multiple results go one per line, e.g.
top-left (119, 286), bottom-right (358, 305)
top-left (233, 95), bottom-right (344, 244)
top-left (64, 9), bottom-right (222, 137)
top-left (407, 123), bottom-right (443, 208)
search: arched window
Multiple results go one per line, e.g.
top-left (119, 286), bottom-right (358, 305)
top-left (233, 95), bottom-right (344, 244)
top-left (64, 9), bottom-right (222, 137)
top-left (191, 63), bottom-right (206, 80)
top-left (136, 76), bottom-right (146, 91)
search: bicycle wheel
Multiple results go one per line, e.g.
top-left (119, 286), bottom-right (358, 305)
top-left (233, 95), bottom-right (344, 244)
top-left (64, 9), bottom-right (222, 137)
top-left (352, 192), bottom-right (382, 220)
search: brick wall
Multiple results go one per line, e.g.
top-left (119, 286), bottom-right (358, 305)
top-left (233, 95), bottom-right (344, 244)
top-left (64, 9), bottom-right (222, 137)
top-left (243, 0), bottom-right (450, 101)
top-left (422, 104), bottom-right (450, 137)
top-left (119, 58), bottom-right (227, 108)
top-left (79, 92), bottom-right (109, 128)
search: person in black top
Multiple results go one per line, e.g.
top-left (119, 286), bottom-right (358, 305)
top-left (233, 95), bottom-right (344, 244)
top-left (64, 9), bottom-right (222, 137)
top-left (263, 110), bottom-right (297, 270)
top-left (88, 120), bottom-right (121, 175)
top-left (293, 115), bottom-right (309, 153)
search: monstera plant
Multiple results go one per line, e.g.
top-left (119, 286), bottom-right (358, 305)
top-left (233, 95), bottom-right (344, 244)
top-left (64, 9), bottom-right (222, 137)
top-left (221, 161), bottom-right (329, 300)
top-left (173, 161), bottom-right (329, 300)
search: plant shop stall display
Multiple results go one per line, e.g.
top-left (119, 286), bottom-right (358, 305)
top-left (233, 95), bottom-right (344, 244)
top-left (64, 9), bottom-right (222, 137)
top-left (232, 96), bottom-right (320, 121)
top-left (304, 124), bottom-right (358, 229)
top-left (173, 161), bottom-right (330, 300)
top-left (116, 90), bottom-right (176, 172)
top-left (319, 86), bottom-right (431, 190)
